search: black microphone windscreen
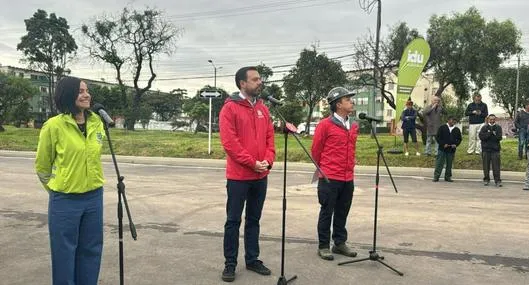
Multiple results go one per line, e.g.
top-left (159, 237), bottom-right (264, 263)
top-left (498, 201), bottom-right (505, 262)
top-left (358, 113), bottom-right (367, 120)
top-left (92, 103), bottom-right (105, 112)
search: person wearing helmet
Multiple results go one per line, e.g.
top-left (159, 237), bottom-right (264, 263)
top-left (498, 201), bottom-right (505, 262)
top-left (400, 99), bottom-right (421, 156)
top-left (311, 86), bottom-right (359, 261)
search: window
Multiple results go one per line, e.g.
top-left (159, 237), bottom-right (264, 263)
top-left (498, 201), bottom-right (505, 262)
top-left (40, 87), bottom-right (48, 93)
top-left (386, 109), bottom-right (393, 117)
top-left (31, 75), bottom-right (38, 80)
top-left (39, 76), bottom-right (47, 81)
top-left (375, 95), bottom-right (382, 103)
top-left (18, 73), bottom-right (24, 78)
top-left (361, 98), bottom-right (369, 105)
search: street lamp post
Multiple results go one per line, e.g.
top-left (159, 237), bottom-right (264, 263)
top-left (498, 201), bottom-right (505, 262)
top-left (207, 60), bottom-right (216, 155)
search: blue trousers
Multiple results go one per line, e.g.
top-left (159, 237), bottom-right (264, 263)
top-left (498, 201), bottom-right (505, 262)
top-left (223, 178), bottom-right (267, 267)
top-left (48, 188), bottom-right (104, 285)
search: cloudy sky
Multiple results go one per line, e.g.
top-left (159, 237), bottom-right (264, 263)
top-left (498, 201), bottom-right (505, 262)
top-left (1, 0), bottom-right (528, 108)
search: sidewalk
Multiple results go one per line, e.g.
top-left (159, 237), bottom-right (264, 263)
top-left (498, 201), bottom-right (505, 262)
top-left (2, 150), bottom-right (526, 181)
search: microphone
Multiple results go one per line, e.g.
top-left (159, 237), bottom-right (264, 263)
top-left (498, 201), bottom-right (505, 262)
top-left (260, 92), bottom-right (283, 106)
top-left (264, 95), bottom-right (283, 106)
top-left (92, 103), bottom-right (115, 126)
top-left (358, 112), bottom-right (383, 123)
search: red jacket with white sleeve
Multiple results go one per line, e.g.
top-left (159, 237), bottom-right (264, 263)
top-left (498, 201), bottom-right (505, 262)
top-left (311, 116), bottom-right (359, 182)
top-left (219, 93), bottom-right (276, 180)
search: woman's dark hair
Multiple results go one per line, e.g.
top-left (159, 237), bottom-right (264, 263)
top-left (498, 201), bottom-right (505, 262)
top-left (54, 76), bottom-right (82, 115)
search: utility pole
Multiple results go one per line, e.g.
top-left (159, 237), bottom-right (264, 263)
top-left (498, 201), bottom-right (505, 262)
top-left (207, 60), bottom-right (217, 155)
top-left (515, 54), bottom-right (521, 120)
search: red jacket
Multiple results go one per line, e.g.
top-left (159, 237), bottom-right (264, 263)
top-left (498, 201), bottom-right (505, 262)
top-left (219, 94), bottom-right (275, 180)
top-left (311, 116), bottom-right (359, 182)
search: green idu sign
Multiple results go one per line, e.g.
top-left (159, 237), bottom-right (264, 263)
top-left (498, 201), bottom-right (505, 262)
top-left (395, 38), bottom-right (431, 116)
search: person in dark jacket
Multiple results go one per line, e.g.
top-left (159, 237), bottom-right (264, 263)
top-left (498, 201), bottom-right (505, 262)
top-left (219, 66), bottom-right (276, 282)
top-left (479, 114), bottom-right (503, 187)
top-left (400, 100), bottom-right (420, 156)
top-left (514, 101), bottom-right (529, 159)
top-left (465, 94), bottom-right (488, 154)
top-left (433, 116), bottom-right (462, 182)
top-left (311, 87), bottom-right (359, 261)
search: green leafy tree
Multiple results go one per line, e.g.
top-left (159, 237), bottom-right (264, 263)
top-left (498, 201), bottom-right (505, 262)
top-left (490, 66), bottom-right (529, 118)
top-left (82, 8), bottom-right (182, 130)
top-left (146, 89), bottom-right (185, 121)
top-left (0, 73), bottom-right (38, 131)
top-left (283, 48), bottom-right (347, 133)
top-left (17, 9), bottom-right (78, 116)
top-left (183, 99), bottom-right (209, 134)
top-left (89, 84), bottom-right (124, 116)
top-left (427, 7), bottom-right (521, 101)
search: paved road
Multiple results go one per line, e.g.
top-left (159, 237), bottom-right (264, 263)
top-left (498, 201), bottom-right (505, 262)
top-left (0, 155), bottom-right (528, 285)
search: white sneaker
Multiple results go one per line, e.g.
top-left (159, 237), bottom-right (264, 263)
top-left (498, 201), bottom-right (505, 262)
top-left (404, 152), bottom-right (409, 156)
top-left (416, 152), bottom-right (421, 156)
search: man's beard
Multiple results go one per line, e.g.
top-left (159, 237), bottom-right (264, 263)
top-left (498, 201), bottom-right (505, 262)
top-left (247, 86), bottom-right (262, 97)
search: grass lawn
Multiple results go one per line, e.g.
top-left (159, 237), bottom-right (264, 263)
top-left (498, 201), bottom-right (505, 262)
top-left (0, 125), bottom-right (526, 172)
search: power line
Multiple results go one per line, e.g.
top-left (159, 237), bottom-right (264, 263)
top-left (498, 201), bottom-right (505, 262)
top-left (164, 0), bottom-right (350, 21)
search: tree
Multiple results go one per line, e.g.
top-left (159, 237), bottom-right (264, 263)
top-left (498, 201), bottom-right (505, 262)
top-left (82, 8), bottom-right (182, 130)
top-left (256, 64), bottom-right (274, 82)
top-left (352, 22), bottom-right (419, 109)
top-left (89, 84), bottom-right (124, 116)
top-left (427, 7), bottom-right (521, 101)
top-left (8, 102), bottom-right (32, 128)
top-left (0, 72), bottom-right (38, 131)
top-left (146, 89), bottom-right (185, 121)
top-left (490, 66), bottom-right (529, 118)
top-left (283, 48), bottom-right (347, 133)
top-left (17, 9), bottom-right (78, 116)
top-left (183, 99), bottom-right (209, 134)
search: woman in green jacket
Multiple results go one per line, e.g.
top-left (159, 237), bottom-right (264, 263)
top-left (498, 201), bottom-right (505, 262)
top-left (35, 76), bottom-right (106, 285)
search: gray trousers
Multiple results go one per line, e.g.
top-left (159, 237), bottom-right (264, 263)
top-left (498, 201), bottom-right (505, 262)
top-left (482, 151), bottom-right (501, 183)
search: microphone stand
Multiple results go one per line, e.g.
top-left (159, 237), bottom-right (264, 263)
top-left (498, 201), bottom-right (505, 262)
top-left (101, 120), bottom-right (137, 285)
top-left (337, 119), bottom-right (403, 276)
top-left (267, 101), bottom-right (329, 285)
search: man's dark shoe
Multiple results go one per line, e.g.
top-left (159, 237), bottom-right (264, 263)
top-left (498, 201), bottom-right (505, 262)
top-left (318, 248), bottom-right (334, 260)
top-left (495, 181), bottom-right (503, 187)
top-left (445, 178), bottom-right (454, 182)
top-left (432, 178), bottom-right (439, 182)
top-left (484, 181), bottom-right (489, 186)
top-left (246, 260), bottom-right (271, 276)
top-left (332, 243), bottom-right (357, 257)
top-left (222, 265), bottom-right (236, 282)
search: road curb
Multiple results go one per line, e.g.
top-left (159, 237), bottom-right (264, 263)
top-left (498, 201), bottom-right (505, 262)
top-left (1, 150), bottom-right (525, 181)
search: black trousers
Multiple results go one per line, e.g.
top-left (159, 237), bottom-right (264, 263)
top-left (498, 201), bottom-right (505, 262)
top-left (317, 178), bottom-right (354, 249)
top-left (223, 178), bottom-right (267, 267)
top-left (482, 151), bottom-right (501, 183)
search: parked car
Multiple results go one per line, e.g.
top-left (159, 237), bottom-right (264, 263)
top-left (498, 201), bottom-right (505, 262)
top-left (296, 122), bottom-right (318, 136)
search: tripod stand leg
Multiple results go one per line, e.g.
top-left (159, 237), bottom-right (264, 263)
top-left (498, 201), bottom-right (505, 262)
top-left (277, 275), bottom-right (298, 285)
top-left (376, 259), bottom-right (404, 276)
top-left (337, 257), bottom-right (370, 266)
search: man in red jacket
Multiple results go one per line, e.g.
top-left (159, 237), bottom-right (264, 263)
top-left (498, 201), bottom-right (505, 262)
top-left (311, 86), bottom-right (359, 261)
top-left (219, 66), bottom-right (275, 282)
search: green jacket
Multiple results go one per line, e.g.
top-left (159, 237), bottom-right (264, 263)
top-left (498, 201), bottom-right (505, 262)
top-left (35, 112), bottom-right (106, 194)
